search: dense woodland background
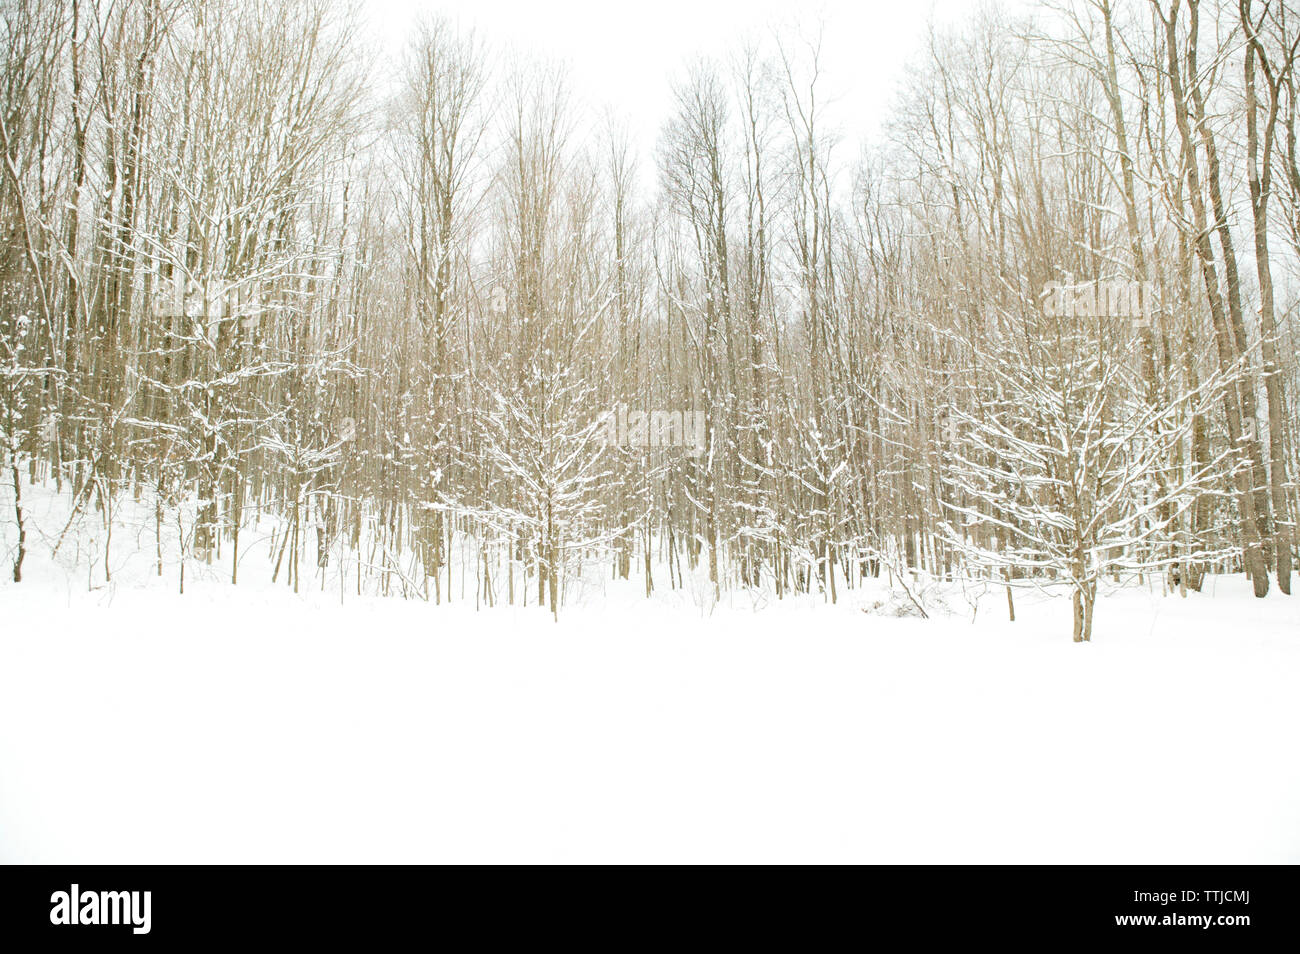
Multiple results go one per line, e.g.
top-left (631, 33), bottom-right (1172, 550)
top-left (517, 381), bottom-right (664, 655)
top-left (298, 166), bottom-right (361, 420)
top-left (2, 0), bottom-right (1299, 638)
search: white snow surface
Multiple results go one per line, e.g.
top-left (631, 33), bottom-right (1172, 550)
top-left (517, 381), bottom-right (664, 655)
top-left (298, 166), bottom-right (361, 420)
top-left (1, 486), bottom-right (1298, 863)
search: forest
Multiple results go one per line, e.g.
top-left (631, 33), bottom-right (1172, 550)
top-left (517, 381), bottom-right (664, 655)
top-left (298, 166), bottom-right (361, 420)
top-left (2, 0), bottom-right (1298, 641)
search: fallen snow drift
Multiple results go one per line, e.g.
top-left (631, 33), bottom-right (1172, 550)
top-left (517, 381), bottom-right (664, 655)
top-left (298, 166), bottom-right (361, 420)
top-left (1, 575), bottom-right (1296, 863)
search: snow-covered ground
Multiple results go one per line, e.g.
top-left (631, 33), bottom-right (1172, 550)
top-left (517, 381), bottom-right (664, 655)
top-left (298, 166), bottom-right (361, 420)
top-left (1, 479), bottom-right (1298, 862)
top-left (1, 566), bottom-right (1296, 863)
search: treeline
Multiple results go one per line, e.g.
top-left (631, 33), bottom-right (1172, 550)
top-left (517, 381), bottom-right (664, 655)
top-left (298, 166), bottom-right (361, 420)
top-left (1, 0), bottom-right (1297, 636)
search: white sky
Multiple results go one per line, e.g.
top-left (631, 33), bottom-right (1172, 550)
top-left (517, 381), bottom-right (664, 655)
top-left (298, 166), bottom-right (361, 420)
top-left (361, 0), bottom-right (993, 166)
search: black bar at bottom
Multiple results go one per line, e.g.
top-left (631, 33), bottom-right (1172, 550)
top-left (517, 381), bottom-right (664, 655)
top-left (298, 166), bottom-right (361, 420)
top-left (0, 865), bottom-right (1287, 945)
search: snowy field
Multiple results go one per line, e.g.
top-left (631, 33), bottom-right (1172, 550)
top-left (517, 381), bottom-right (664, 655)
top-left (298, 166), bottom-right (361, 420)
top-left (1, 544), bottom-right (1297, 863)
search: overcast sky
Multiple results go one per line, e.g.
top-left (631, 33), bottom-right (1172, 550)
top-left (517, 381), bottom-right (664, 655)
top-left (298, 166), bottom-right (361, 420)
top-left (361, 0), bottom-right (997, 166)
